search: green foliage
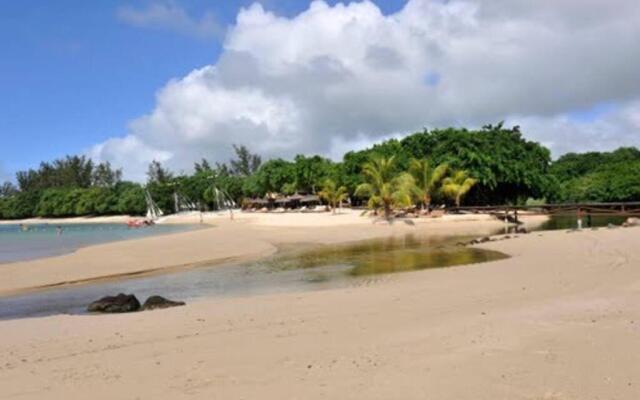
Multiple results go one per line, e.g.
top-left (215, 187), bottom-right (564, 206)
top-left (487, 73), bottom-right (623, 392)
top-left (0, 181), bottom-right (18, 197)
top-left (408, 158), bottom-right (449, 209)
top-left (92, 161), bottom-right (122, 188)
top-left (0, 191), bottom-right (40, 219)
top-left (319, 179), bottom-right (348, 213)
top-left (399, 125), bottom-right (553, 204)
top-left (442, 170), bottom-right (477, 207)
top-left (16, 155), bottom-right (94, 192)
top-left (147, 160), bottom-right (173, 184)
top-left (4, 131), bottom-right (640, 221)
top-left (551, 148), bottom-right (640, 202)
top-left (293, 155), bottom-right (333, 193)
top-left (230, 145), bottom-right (262, 176)
top-left (115, 182), bottom-right (146, 215)
top-left (355, 156), bottom-right (415, 218)
top-left (246, 159), bottom-right (296, 196)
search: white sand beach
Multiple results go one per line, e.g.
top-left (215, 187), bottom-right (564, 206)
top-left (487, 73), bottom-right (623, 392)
top-left (1, 212), bottom-right (639, 399)
top-left (0, 210), bottom-right (541, 295)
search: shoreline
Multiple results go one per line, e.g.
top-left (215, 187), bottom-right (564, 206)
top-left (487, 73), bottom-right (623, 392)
top-left (0, 211), bottom-right (546, 297)
top-left (1, 224), bottom-right (639, 398)
top-left (0, 215), bottom-right (135, 225)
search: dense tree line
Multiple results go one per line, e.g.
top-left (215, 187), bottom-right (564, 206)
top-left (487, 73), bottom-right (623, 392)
top-left (549, 147), bottom-right (640, 203)
top-left (0, 156), bottom-right (145, 219)
top-left (1, 126), bottom-right (638, 220)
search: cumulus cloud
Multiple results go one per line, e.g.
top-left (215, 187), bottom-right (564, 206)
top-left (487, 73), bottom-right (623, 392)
top-left (96, 0), bottom-right (640, 180)
top-left (117, 1), bottom-right (223, 39)
top-left (506, 101), bottom-right (640, 157)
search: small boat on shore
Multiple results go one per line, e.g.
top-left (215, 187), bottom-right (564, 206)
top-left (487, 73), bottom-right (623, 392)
top-left (126, 219), bottom-right (153, 228)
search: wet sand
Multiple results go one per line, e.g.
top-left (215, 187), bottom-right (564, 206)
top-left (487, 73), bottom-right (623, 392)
top-left (1, 225), bottom-right (639, 398)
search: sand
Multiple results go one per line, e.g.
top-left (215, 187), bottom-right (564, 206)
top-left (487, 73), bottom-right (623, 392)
top-left (2, 213), bottom-right (639, 399)
top-left (0, 209), bottom-right (533, 296)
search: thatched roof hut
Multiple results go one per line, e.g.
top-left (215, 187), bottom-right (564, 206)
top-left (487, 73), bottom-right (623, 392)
top-left (300, 195), bottom-right (320, 204)
top-left (288, 193), bottom-right (304, 201)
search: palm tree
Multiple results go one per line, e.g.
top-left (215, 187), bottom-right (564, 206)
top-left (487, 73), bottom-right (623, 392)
top-left (442, 170), bottom-right (477, 207)
top-left (354, 156), bottom-right (414, 219)
top-left (408, 158), bottom-right (449, 213)
top-left (318, 179), bottom-right (348, 214)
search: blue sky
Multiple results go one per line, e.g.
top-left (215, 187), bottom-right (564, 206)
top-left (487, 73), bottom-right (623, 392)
top-left (0, 0), bottom-right (404, 179)
top-left (1, 0), bottom-right (638, 181)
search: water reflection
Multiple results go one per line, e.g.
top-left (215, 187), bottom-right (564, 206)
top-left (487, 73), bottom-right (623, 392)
top-left (259, 234), bottom-right (506, 276)
top-left (0, 234), bottom-right (507, 320)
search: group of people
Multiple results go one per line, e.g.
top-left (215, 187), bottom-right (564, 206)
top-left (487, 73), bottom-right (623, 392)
top-left (19, 223), bottom-right (64, 236)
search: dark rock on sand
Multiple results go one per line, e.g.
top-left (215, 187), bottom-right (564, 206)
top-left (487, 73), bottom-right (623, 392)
top-left (468, 236), bottom-right (492, 245)
top-left (141, 295), bottom-right (186, 311)
top-left (87, 293), bottom-right (141, 313)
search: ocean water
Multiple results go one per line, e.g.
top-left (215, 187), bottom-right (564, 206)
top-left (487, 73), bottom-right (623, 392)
top-left (0, 223), bottom-right (198, 264)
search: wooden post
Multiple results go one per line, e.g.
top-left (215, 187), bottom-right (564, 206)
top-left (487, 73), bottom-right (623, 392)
top-left (577, 208), bottom-right (583, 230)
top-left (514, 209), bottom-right (519, 224)
top-left (504, 208), bottom-right (509, 234)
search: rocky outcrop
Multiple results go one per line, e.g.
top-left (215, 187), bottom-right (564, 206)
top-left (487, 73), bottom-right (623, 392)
top-left (87, 293), bottom-right (141, 313)
top-left (141, 295), bottom-right (186, 311)
top-left (469, 236), bottom-right (491, 245)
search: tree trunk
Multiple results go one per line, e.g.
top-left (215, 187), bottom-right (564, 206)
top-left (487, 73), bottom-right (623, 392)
top-left (424, 194), bottom-right (431, 215)
top-left (384, 202), bottom-right (392, 220)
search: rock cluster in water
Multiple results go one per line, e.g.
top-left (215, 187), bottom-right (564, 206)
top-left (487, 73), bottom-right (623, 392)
top-left (87, 293), bottom-right (185, 314)
top-left (459, 229), bottom-right (529, 246)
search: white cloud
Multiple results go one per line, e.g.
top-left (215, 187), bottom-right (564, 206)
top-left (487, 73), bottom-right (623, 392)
top-left (117, 1), bottom-right (222, 39)
top-left (96, 0), bottom-right (640, 179)
top-left (505, 101), bottom-right (640, 158)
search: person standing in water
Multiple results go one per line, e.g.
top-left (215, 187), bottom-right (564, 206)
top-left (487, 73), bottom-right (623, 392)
top-left (56, 226), bottom-right (63, 236)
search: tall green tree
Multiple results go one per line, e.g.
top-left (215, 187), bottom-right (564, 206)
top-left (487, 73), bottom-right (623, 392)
top-left (408, 158), bottom-right (449, 212)
top-left (355, 156), bottom-right (414, 219)
top-left (550, 147), bottom-right (640, 202)
top-left (442, 170), bottom-right (477, 207)
top-left (319, 179), bottom-right (348, 214)
top-left (293, 155), bottom-right (333, 194)
top-left (230, 145), bottom-right (262, 177)
top-left (92, 161), bottom-right (122, 188)
top-left (147, 160), bottom-right (173, 184)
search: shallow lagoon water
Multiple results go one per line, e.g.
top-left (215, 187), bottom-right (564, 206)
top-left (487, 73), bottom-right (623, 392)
top-left (0, 223), bottom-right (198, 263)
top-left (0, 234), bottom-right (507, 320)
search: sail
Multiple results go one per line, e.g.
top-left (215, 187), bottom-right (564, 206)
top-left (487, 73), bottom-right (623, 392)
top-left (210, 185), bottom-right (236, 210)
top-left (174, 192), bottom-right (199, 213)
top-left (144, 190), bottom-right (164, 220)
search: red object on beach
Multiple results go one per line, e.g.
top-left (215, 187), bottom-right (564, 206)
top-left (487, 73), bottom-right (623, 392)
top-left (127, 219), bottom-right (146, 228)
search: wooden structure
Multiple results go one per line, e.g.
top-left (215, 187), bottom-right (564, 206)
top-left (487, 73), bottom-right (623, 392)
top-left (449, 202), bottom-right (640, 225)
